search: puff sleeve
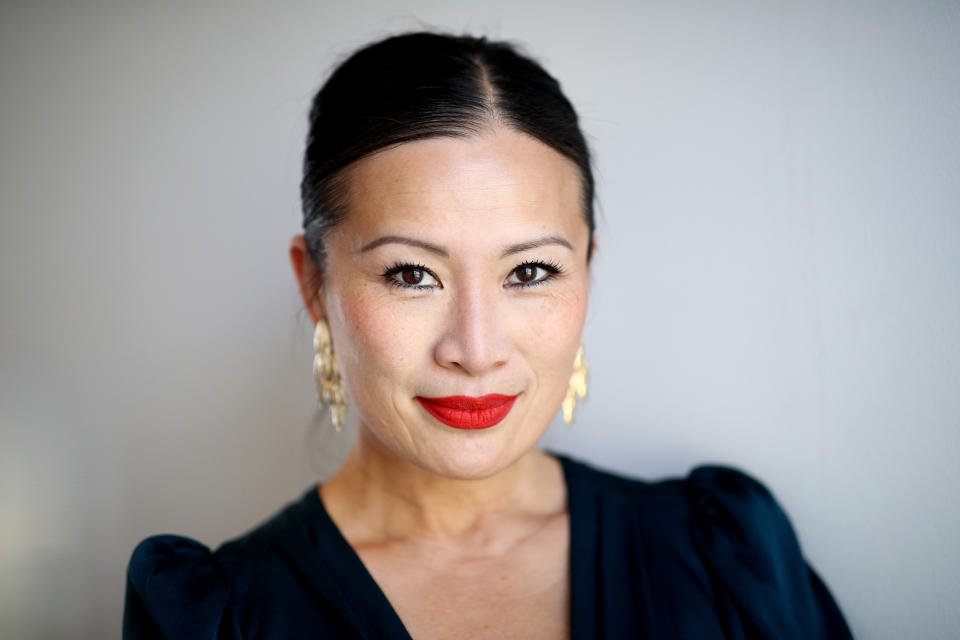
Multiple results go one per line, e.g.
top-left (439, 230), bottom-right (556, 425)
top-left (123, 535), bottom-right (243, 640)
top-left (688, 467), bottom-right (853, 640)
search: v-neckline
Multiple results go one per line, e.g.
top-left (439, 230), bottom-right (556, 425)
top-left (306, 453), bottom-right (595, 640)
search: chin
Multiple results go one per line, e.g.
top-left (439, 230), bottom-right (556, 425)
top-left (414, 436), bottom-right (532, 481)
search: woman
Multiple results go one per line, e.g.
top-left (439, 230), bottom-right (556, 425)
top-left (124, 32), bottom-right (852, 639)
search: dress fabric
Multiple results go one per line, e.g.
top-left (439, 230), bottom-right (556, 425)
top-left (124, 455), bottom-right (853, 639)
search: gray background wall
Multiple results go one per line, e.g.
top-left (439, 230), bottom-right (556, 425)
top-left (2, 1), bottom-right (958, 638)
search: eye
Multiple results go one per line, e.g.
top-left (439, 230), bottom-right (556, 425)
top-left (382, 263), bottom-right (442, 290)
top-left (505, 261), bottom-right (562, 288)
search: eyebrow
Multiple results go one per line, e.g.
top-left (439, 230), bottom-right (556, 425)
top-left (500, 236), bottom-right (574, 257)
top-left (358, 235), bottom-right (448, 257)
top-left (358, 234), bottom-right (574, 258)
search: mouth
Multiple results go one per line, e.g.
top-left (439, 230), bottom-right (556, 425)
top-left (415, 394), bottom-right (519, 430)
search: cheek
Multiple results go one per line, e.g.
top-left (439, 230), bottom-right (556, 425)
top-left (329, 284), bottom-right (432, 395)
top-left (513, 283), bottom-right (589, 374)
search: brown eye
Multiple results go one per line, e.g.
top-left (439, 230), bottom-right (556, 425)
top-left (515, 265), bottom-right (537, 283)
top-left (383, 264), bottom-right (440, 289)
top-left (505, 261), bottom-right (561, 288)
top-left (402, 269), bottom-right (424, 285)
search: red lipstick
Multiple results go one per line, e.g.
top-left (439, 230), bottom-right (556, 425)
top-left (416, 394), bottom-right (519, 430)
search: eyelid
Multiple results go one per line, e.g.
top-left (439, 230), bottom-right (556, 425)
top-left (504, 259), bottom-right (565, 289)
top-left (381, 262), bottom-right (443, 290)
top-left (381, 258), bottom-right (565, 291)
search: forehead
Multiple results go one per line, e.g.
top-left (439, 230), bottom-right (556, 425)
top-left (339, 129), bottom-right (585, 247)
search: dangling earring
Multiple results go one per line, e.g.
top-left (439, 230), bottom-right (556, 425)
top-left (561, 345), bottom-right (588, 425)
top-left (313, 319), bottom-right (348, 432)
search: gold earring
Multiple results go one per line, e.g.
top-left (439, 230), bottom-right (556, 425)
top-left (313, 319), bottom-right (348, 432)
top-left (561, 345), bottom-right (588, 425)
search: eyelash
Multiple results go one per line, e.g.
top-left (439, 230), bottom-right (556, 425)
top-left (380, 259), bottom-right (565, 291)
top-left (505, 259), bottom-right (563, 289)
top-left (381, 262), bottom-right (439, 291)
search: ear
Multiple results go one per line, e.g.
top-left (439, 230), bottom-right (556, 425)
top-left (289, 235), bottom-right (325, 324)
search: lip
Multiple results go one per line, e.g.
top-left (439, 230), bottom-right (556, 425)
top-left (415, 394), bottom-right (519, 430)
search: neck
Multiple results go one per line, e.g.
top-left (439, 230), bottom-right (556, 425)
top-left (321, 429), bottom-right (565, 544)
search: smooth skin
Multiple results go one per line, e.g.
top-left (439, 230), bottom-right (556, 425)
top-left (290, 127), bottom-right (592, 639)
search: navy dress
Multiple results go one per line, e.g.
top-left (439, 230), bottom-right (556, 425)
top-left (124, 455), bottom-right (853, 639)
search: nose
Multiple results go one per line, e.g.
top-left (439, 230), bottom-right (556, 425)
top-left (434, 284), bottom-right (510, 377)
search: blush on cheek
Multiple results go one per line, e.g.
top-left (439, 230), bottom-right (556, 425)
top-left (519, 289), bottom-right (587, 350)
top-left (337, 288), bottom-right (437, 377)
top-left (514, 317), bottom-right (585, 407)
top-left (343, 301), bottom-right (399, 355)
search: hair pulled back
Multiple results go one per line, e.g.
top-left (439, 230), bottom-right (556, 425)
top-left (300, 31), bottom-right (595, 270)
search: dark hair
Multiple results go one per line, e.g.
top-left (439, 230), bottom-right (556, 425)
top-left (300, 31), bottom-right (595, 271)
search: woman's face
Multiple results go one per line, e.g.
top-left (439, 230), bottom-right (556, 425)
top-left (303, 128), bottom-right (591, 480)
